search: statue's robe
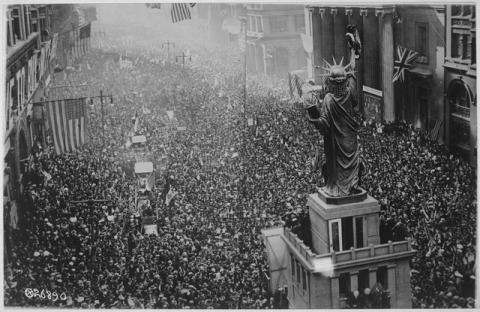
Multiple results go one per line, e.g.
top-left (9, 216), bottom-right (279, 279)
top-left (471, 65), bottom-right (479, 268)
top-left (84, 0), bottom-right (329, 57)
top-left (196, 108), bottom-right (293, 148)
top-left (311, 76), bottom-right (360, 196)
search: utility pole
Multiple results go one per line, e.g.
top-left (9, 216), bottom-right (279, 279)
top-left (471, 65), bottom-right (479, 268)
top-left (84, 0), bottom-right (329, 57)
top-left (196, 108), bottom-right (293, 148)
top-left (175, 51), bottom-right (191, 67)
top-left (162, 40), bottom-right (175, 62)
top-left (242, 17), bottom-right (247, 128)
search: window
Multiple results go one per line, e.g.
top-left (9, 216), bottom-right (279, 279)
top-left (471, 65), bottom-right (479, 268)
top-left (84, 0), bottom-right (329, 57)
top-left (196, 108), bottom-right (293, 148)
top-left (302, 268), bottom-right (307, 291)
top-left (342, 217), bottom-right (354, 250)
top-left (358, 269), bottom-right (369, 292)
top-left (330, 217), bottom-right (364, 252)
top-left (449, 81), bottom-right (470, 117)
top-left (249, 16), bottom-right (256, 32)
top-left (23, 6), bottom-right (30, 37)
top-left (295, 15), bottom-right (305, 32)
top-left (355, 217), bottom-right (364, 248)
top-left (415, 23), bottom-right (428, 64)
top-left (308, 10), bottom-right (313, 36)
top-left (452, 5), bottom-right (462, 16)
top-left (461, 34), bottom-right (470, 60)
top-left (290, 254), bottom-right (295, 277)
top-left (11, 7), bottom-right (22, 42)
top-left (296, 262), bottom-right (301, 284)
top-left (471, 36), bottom-right (476, 65)
top-left (270, 16), bottom-right (287, 33)
top-left (329, 219), bottom-right (342, 252)
top-left (339, 273), bottom-right (351, 297)
top-left (30, 8), bottom-right (38, 33)
top-left (256, 16), bottom-right (263, 33)
top-left (376, 266), bottom-right (388, 289)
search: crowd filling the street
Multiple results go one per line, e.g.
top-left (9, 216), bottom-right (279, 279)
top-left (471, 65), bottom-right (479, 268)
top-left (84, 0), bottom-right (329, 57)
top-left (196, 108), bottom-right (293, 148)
top-left (4, 22), bottom-right (476, 309)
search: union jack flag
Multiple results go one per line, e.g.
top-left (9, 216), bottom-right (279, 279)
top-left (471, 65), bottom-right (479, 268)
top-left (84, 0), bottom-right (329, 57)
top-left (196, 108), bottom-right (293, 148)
top-left (393, 46), bottom-right (418, 83)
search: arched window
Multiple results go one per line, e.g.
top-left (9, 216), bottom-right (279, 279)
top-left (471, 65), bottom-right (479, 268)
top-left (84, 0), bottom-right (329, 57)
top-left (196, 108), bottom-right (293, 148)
top-left (448, 79), bottom-right (472, 118)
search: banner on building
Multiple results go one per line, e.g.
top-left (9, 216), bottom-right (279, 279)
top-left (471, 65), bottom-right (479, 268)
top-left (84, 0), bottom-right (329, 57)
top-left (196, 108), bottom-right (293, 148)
top-left (363, 86), bottom-right (383, 122)
top-left (79, 23), bottom-right (91, 55)
top-left (393, 46), bottom-right (418, 83)
top-left (300, 33), bottom-right (313, 54)
top-left (50, 33), bottom-right (58, 61)
top-left (45, 98), bottom-right (87, 155)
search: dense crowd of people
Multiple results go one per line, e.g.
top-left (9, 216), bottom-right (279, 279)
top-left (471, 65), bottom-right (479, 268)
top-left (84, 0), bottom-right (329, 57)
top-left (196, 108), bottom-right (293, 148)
top-left (4, 18), bottom-right (476, 309)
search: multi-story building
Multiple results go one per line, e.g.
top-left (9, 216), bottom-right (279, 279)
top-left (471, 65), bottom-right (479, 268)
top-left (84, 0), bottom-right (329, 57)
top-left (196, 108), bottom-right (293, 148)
top-left (4, 4), bottom-right (80, 249)
top-left (303, 5), bottom-right (446, 131)
top-left (246, 4), bottom-right (306, 77)
top-left (194, 3), bottom-right (244, 48)
top-left (263, 191), bottom-right (416, 308)
top-left (393, 6), bottom-right (446, 135)
top-left (5, 5), bottom-right (53, 217)
top-left (444, 4), bottom-right (476, 164)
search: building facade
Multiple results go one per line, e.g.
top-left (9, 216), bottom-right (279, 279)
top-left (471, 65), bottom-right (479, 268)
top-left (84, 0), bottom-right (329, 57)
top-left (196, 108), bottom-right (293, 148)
top-left (4, 4), bottom-right (82, 252)
top-left (5, 5), bottom-right (54, 230)
top-left (393, 6), bottom-right (445, 135)
top-left (246, 4), bottom-right (306, 77)
top-left (304, 6), bottom-right (447, 131)
top-left (262, 192), bottom-right (416, 309)
top-left (444, 4), bottom-right (476, 164)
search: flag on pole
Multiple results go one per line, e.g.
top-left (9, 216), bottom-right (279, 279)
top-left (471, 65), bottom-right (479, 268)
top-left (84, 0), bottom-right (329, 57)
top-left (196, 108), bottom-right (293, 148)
top-left (79, 23), bottom-right (91, 55)
top-left (288, 72), bottom-right (303, 98)
top-left (165, 187), bottom-right (178, 206)
top-left (171, 3), bottom-right (195, 23)
top-left (50, 33), bottom-right (58, 61)
top-left (166, 110), bottom-right (174, 120)
top-left (393, 46), bottom-right (418, 83)
top-left (132, 111), bottom-right (139, 133)
top-left (287, 72), bottom-right (295, 98)
top-left (142, 103), bottom-right (151, 114)
top-left (46, 98), bottom-right (87, 155)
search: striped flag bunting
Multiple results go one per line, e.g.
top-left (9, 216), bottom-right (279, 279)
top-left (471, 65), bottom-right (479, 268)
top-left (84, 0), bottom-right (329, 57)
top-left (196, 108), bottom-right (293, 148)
top-left (50, 33), bottom-right (58, 61)
top-left (288, 72), bottom-right (303, 99)
top-left (79, 23), bottom-right (91, 56)
top-left (427, 119), bottom-right (443, 141)
top-left (393, 46), bottom-right (418, 83)
top-left (171, 3), bottom-right (196, 23)
top-left (46, 98), bottom-right (87, 155)
top-left (287, 72), bottom-right (295, 98)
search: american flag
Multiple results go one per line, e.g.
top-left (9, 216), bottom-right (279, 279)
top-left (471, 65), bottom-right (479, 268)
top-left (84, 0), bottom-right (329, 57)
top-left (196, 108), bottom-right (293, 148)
top-left (393, 46), bottom-right (418, 83)
top-left (171, 3), bottom-right (196, 23)
top-left (79, 23), bottom-right (91, 56)
top-left (288, 72), bottom-right (303, 99)
top-left (46, 98), bottom-right (87, 155)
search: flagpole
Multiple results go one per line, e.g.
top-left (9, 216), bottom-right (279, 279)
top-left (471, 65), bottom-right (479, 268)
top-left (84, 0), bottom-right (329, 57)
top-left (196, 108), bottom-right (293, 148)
top-left (242, 17), bottom-right (247, 128)
top-left (100, 90), bottom-right (105, 193)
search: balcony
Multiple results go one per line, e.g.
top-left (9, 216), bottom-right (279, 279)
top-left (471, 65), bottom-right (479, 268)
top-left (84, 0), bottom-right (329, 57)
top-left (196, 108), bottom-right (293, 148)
top-left (283, 227), bottom-right (416, 274)
top-left (7, 32), bottom-right (39, 65)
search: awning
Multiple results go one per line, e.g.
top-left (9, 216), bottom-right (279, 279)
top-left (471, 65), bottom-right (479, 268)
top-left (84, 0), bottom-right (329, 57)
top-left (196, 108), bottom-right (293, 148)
top-left (131, 135), bottom-right (146, 144)
top-left (407, 67), bottom-right (433, 79)
top-left (134, 162), bottom-right (153, 174)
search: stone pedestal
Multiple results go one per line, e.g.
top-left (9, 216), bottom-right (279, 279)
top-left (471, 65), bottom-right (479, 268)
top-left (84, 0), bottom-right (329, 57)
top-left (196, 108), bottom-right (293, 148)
top-left (307, 190), bottom-right (380, 255)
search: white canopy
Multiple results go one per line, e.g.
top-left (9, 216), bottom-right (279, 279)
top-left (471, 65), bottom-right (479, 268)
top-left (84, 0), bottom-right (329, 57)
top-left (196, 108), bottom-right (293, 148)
top-left (131, 135), bottom-right (147, 144)
top-left (134, 162), bottom-right (154, 174)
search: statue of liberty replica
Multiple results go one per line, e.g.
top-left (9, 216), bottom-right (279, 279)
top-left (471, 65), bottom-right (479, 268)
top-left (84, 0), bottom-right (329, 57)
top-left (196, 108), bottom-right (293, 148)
top-left (306, 25), bottom-right (363, 198)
